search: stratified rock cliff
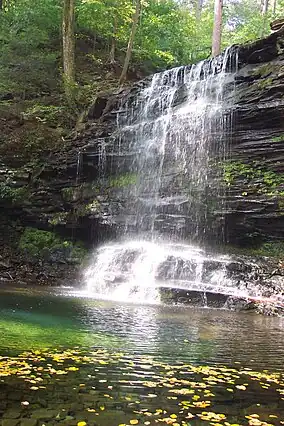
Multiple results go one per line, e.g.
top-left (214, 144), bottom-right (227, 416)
top-left (225, 28), bottom-right (284, 246)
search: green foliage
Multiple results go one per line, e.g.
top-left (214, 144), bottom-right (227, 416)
top-left (223, 0), bottom-right (270, 46)
top-left (0, 0), bottom-right (280, 94)
top-left (223, 161), bottom-right (284, 196)
top-left (238, 241), bottom-right (284, 258)
top-left (19, 227), bottom-right (62, 255)
top-left (0, 182), bottom-right (29, 203)
top-left (254, 241), bottom-right (284, 258)
top-left (22, 104), bottom-right (66, 126)
top-left (77, 0), bottom-right (133, 44)
top-left (134, 0), bottom-right (197, 68)
top-left (48, 212), bottom-right (69, 226)
top-left (19, 227), bottom-right (87, 261)
top-left (0, 0), bottom-right (61, 97)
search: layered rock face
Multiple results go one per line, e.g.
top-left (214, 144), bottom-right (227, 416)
top-left (74, 28), bottom-right (284, 248)
top-left (0, 29), bottom-right (284, 286)
top-left (225, 29), bottom-right (284, 245)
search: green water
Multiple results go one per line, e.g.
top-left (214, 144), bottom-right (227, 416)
top-left (0, 286), bottom-right (284, 426)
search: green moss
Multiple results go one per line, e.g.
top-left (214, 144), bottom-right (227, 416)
top-left (223, 160), bottom-right (284, 195)
top-left (271, 135), bottom-right (284, 143)
top-left (19, 227), bottom-right (87, 261)
top-left (62, 183), bottom-right (101, 202)
top-left (251, 64), bottom-right (274, 77)
top-left (74, 200), bottom-right (100, 218)
top-left (0, 183), bottom-right (30, 203)
top-left (226, 241), bottom-right (284, 258)
top-left (22, 104), bottom-right (66, 126)
top-left (62, 186), bottom-right (77, 202)
top-left (108, 173), bottom-right (137, 188)
top-left (48, 212), bottom-right (69, 226)
top-left (62, 174), bottom-right (137, 203)
top-left (257, 77), bottom-right (273, 90)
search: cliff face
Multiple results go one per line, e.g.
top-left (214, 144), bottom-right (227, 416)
top-left (225, 29), bottom-right (284, 246)
top-left (0, 29), bottom-right (284, 286)
top-left (73, 28), bottom-right (284, 249)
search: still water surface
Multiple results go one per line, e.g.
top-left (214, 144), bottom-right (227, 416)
top-left (0, 286), bottom-right (284, 425)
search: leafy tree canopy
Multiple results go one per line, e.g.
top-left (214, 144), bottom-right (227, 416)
top-left (0, 0), bottom-right (282, 98)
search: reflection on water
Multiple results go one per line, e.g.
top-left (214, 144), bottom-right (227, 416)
top-left (0, 286), bottom-right (284, 371)
top-left (0, 286), bottom-right (284, 425)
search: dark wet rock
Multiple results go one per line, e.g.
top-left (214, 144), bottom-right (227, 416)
top-left (270, 18), bottom-right (284, 32)
top-left (19, 420), bottom-right (38, 426)
top-left (2, 412), bottom-right (21, 420)
top-left (30, 409), bottom-right (58, 420)
top-left (1, 421), bottom-right (20, 426)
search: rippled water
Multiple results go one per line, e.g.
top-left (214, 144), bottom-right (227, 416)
top-left (1, 286), bottom-right (284, 367)
top-left (0, 286), bottom-right (284, 425)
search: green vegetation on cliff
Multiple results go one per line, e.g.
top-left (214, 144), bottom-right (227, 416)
top-left (19, 227), bottom-right (87, 262)
top-left (223, 160), bottom-right (284, 196)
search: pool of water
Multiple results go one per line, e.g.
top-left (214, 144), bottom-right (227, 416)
top-left (0, 285), bottom-right (284, 425)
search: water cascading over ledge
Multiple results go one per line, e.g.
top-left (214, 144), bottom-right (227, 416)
top-left (83, 48), bottom-right (246, 305)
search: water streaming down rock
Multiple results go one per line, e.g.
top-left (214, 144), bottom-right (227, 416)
top-left (85, 48), bottom-right (244, 304)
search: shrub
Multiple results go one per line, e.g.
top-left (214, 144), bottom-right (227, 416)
top-left (19, 227), bottom-right (87, 262)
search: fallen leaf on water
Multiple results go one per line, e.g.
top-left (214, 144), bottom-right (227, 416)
top-left (235, 385), bottom-right (246, 390)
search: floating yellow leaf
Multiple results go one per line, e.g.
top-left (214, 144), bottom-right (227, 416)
top-left (235, 385), bottom-right (246, 390)
top-left (77, 422), bottom-right (87, 426)
top-left (130, 420), bottom-right (139, 425)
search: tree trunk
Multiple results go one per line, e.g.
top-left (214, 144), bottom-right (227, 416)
top-left (62, 0), bottom-right (75, 102)
top-left (259, 0), bottom-right (264, 13)
top-left (262, 0), bottom-right (269, 14)
top-left (260, 0), bottom-right (269, 37)
top-left (196, 0), bottom-right (204, 20)
top-left (109, 16), bottom-right (117, 64)
top-left (272, 0), bottom-right (277, 15)
top-left (119, 0), bottom-right (141, 85)
top-left (211, 0), bottom-right (223, 57)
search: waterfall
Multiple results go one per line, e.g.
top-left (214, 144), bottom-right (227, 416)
top-left (84, 48), bottom-right (240, 304)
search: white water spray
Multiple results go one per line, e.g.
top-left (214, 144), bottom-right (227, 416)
top-left (84, 49), bottom-right (245, 304)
